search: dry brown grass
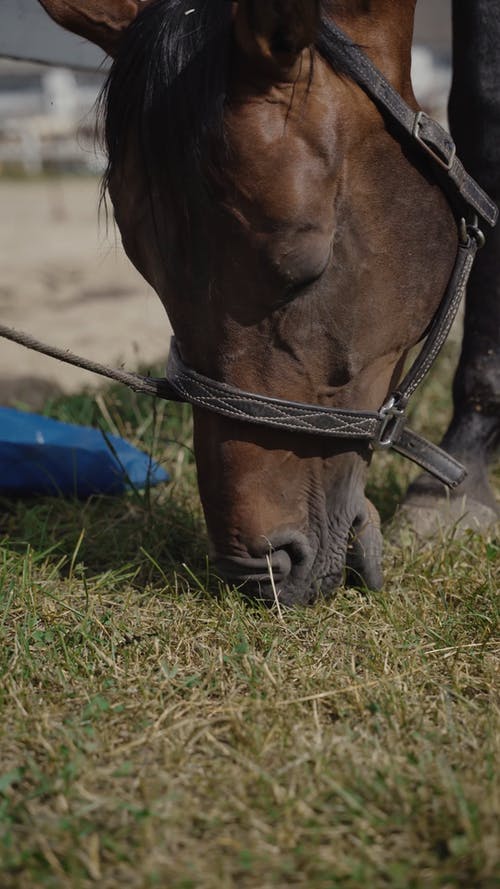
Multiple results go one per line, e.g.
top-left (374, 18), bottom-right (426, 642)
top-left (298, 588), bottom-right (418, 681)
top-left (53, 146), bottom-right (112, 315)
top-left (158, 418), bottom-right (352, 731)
top-left (0, 347), bottom-right (498, 888)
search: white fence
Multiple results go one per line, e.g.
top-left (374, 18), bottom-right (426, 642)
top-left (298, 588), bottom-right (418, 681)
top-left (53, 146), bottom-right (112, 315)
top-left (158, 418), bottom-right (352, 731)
top-left (0, 0), bottom-right (107, 174)
top-left (0, 61), bottom-right (105, 175)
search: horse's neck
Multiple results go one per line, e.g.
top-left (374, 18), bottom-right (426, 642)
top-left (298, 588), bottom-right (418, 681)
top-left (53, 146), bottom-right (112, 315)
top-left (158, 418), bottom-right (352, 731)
top-left (331, 0), bottom-right (417, 94)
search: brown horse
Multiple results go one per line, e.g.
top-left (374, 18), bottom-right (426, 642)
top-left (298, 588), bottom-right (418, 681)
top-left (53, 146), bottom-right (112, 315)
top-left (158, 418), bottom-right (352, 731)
top-left (38, 0), bottom-right (499, 604)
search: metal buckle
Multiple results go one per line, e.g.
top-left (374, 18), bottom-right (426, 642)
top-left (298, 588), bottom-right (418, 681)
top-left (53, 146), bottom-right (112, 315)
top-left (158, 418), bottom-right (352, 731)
top-left (459, 215), bottom-right (486, 249)
top-left (413, 111), bottom-right (456, 172)
top-left (373, 398), bottom-right (407, 451)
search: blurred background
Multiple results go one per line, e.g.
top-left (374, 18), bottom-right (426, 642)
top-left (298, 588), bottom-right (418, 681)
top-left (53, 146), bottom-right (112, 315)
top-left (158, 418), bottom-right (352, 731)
top-left (0, 0), bottom-right (453, 406)
top-left (0, 0), bottom-right (452, 177)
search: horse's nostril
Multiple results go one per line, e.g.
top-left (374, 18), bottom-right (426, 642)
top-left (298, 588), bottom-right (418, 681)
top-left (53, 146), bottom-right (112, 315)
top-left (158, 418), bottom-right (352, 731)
top-left (214, 549), bottom-right (292, 586)
top-left (266, 548), bottom-right (293, 582)
top-left (215, 531), bottom-right (314, 589)
top-left (267, 531), bottom-right (314, 579)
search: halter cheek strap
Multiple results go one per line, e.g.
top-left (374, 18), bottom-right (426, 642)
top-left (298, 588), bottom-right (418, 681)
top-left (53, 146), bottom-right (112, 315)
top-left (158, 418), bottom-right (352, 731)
top-left (316, 20), bottom-right (497, 229)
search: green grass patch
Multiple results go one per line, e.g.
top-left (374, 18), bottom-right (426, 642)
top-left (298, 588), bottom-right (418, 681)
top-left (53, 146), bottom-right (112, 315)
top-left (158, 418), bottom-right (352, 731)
top-left (0, 346), bottom-right (498, 888)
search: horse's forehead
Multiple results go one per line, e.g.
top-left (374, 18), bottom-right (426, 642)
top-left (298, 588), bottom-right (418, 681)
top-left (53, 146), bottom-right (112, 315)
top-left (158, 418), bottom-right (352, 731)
top-left (227, 56), bottom-right (342, 148)
top-left (223, 63), bottom-right (350, 211)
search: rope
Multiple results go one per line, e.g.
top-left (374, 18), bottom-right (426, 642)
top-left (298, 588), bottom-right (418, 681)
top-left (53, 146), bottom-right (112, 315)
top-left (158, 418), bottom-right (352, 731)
top-left (0, 324), bottom-right (176, 400)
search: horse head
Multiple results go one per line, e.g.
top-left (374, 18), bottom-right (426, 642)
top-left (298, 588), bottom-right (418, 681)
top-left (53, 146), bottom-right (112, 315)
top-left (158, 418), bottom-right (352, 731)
top-left (38, 0), bottom-right (458, 604)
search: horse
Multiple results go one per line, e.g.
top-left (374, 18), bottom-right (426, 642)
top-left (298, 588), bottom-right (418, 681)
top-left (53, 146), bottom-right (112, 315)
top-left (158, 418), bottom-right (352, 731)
top-left (37, 0), bottom-right (499, 605)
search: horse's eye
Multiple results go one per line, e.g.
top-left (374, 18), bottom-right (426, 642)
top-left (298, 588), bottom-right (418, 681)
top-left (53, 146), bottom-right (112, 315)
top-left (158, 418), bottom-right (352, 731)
top-left (270, 287), bottom-right (299, 311)
top-left (271, 266), bottom-right (327, 310)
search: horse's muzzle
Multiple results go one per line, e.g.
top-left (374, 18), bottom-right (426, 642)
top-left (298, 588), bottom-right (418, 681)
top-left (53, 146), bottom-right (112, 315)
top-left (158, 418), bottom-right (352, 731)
top-left (214, 508), bottom-right (384, 605)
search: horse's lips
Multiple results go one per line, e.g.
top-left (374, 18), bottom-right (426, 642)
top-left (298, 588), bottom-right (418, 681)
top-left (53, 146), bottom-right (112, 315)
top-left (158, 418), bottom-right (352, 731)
top-left (214, 528), bottom-right (383, 604)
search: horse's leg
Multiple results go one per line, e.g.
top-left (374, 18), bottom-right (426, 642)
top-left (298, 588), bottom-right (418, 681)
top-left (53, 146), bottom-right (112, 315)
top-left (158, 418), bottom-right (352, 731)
top-left (402, 0), bottom-right (500, 534)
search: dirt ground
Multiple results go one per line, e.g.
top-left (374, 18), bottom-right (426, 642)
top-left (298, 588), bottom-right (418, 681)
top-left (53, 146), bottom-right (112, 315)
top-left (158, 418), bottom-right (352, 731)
top-left (0, 178), bottom-right (171, 407)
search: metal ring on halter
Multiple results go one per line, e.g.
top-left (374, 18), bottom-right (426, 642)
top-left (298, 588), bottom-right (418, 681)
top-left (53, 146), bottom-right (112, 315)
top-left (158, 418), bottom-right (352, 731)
top-left (460, 214), bottom-right (486, 249)
top-left (372, 398), bottom-right (407, 451)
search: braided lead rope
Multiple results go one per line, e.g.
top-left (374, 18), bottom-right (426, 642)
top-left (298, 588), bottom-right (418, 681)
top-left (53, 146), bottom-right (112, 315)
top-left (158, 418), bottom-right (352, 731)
top-left (0, 323), bottom-right (169, 398)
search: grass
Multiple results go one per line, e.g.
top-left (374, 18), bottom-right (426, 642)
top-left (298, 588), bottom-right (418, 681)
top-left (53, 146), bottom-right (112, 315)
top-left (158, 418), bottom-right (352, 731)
top-left (0, 345), bottom-right (498, 889)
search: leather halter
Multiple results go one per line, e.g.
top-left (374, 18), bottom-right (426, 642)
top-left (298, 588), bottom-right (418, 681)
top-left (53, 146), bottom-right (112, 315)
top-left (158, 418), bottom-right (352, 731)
top-left (158, 20), bottom-right (498, 489)
top-left (0, 21), bottom-right (497, 489)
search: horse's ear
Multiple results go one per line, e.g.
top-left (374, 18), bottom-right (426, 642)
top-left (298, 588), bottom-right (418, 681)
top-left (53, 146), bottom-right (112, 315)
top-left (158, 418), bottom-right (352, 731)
top-left (234, 0), bottom-right (320, 73)
top-left (37, 0), bottom-right (152, 57)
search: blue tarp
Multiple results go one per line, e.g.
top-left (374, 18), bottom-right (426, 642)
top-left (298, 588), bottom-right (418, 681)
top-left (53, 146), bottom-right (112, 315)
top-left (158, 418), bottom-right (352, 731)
top-left (0, 407), bottom-right (168, 498)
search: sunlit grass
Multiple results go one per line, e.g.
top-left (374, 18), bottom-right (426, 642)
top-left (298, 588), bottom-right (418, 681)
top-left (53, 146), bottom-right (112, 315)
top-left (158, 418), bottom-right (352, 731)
top-left (0, 345), bottom-right (498, 888)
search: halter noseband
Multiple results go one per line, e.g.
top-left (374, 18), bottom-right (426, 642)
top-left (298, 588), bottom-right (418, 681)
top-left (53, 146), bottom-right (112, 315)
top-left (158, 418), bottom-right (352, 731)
top-left (1, 21), bottom-right (497, 489)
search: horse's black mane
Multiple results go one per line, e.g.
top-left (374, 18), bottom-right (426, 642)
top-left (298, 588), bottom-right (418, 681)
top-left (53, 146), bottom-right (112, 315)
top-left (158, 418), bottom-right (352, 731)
top-left (101, 0), bottom-right (347, 253)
